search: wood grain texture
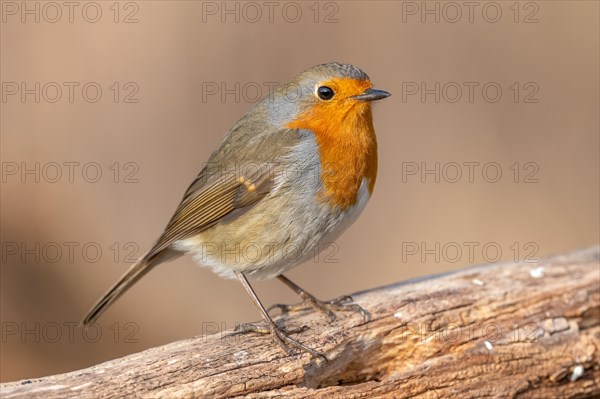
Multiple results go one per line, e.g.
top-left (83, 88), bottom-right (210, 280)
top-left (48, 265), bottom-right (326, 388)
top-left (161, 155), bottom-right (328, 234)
top-left (2, 247), bottom-right (599, 398)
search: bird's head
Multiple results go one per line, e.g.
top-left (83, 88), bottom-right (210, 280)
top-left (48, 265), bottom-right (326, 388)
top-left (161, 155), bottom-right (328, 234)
top-left (265, 62), bottom-right (390, 132)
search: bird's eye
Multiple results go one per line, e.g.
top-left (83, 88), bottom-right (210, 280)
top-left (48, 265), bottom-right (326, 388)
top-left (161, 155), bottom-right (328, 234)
top-left (316, 86), bottom-right (335, 101)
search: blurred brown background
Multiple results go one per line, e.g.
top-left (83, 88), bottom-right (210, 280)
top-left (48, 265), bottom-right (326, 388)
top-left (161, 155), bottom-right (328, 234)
top-left (1, 1), bottom-right (598, 382)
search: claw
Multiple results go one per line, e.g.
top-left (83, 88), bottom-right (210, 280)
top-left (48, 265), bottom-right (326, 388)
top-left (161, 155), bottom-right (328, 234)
top-left (271, 326), bottom-right (327, 362)
top-left (326, 295), bottom-right (353, 304)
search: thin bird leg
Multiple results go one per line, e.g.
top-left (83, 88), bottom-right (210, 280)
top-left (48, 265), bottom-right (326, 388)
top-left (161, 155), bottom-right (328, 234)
top-left (268, 275), bottom-right (371, 322)
top-left (235, 272), bottom-right (326, 361)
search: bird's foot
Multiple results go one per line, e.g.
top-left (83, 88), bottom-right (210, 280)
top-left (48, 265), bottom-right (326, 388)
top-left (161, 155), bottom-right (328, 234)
top-left (234, 321), bottom-right (327, 361)
top-left (269, 293), bottom-right (371, 322)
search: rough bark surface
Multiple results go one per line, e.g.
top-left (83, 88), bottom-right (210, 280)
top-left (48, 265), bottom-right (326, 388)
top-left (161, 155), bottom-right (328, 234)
top-left (2, 247), bottom-right (599, 398)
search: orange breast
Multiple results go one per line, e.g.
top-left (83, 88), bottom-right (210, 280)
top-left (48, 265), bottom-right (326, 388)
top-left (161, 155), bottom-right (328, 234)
top-left (287, 85), bottom-right (378, 209)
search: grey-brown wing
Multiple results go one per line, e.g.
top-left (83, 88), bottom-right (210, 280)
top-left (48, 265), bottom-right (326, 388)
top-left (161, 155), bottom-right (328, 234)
top-left (147, 124), bottom-right (305, 259)
top-left (147, 166), bottom-right (273, 258)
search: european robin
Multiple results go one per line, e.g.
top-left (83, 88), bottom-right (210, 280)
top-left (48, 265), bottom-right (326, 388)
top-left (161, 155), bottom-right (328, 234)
top-left (83, 62), bottom-right (390, 359)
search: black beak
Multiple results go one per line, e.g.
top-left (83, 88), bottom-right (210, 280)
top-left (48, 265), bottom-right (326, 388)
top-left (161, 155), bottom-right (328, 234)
top-left (352, 88), bottom-right (391, 101)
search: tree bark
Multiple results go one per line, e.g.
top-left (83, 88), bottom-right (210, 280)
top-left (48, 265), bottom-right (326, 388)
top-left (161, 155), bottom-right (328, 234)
top-left (2, 247), bottom-right (599, 398)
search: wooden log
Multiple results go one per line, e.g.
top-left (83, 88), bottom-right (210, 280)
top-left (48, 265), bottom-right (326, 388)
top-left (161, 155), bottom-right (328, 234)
top-left (1, 247), bottom-right (598, 398)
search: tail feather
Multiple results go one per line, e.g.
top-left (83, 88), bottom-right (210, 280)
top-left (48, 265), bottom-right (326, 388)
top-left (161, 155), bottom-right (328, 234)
top-left (82, 249), bottom-right (180, 325)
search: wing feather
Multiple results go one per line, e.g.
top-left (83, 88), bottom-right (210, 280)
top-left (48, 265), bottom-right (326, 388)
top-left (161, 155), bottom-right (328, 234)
top-left (147, 166), bottom-right (273, 257)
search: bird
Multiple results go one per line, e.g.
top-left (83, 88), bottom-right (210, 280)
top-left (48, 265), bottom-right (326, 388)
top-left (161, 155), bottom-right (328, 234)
top-left (82, 62), bottom-right (390, 359)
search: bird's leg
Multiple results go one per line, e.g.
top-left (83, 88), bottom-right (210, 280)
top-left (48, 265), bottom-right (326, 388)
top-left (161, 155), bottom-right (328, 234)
top-left (234, 272), bottom-right (326, 361)
top-left (268, 275), bottom-right (371, 322)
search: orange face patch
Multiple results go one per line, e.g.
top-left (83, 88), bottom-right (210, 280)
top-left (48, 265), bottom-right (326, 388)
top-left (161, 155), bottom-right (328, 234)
top-left (287, 78), bottom-right (378, 209)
